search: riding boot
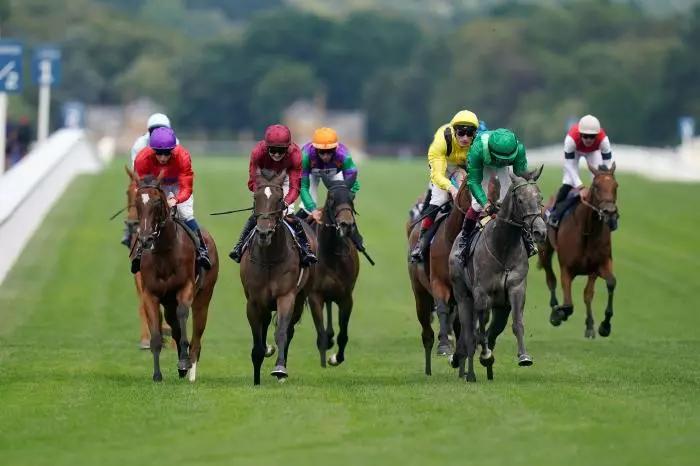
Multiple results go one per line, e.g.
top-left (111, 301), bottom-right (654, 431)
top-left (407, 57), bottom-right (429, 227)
top-left (521, 230), bottom-right (539, 258)
top-left (121, 221), bottom-right (132, 248)
top-left (289, 217), bottom-right (318, 266)
top-left (229, 214), bottom-right (256, 263)
top-left (458, 217), bottom-right (477, 265)
top-left (409, 227), bottom-right (430, 263)
top-left (194, 228), bottom-right (212, 270)
top-left (548, 184), bottom-right (573, 228)
top-left (131, 245), bottom-right (143, 274)
top-left (349, 226), bottom-right (366, 252)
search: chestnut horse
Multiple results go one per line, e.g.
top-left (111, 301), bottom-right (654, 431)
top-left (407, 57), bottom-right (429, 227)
top-left (134, 173), bottom-right (219, 382)
top-left (538, 163), bottom-right (619, 338)
top-left (307, 177), bottom-right (360, 368)
top-left (240, 170), bottom-right (317, 385)
top-left (407, 169), bottom-right (470, 375)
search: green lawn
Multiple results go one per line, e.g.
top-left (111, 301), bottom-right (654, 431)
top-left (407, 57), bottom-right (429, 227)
top-left (1, 157), bottom-right (699, 465)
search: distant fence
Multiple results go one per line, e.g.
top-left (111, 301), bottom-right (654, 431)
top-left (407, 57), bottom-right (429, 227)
top-left (0, 130), bottom-right (105, 284)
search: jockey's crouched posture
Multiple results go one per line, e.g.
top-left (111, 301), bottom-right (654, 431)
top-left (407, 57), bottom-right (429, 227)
top-left (229, 124), bottom-right (318, 266)
top-left (410, 110), bottom-right (479, 263)
top-left (458, 128), bottom-right (538, 262)
top-left (131, 127), bottom-right (212, 273)
top-left (299, 127), bottom-right (365, 251)
top-left (548, 114), bottom-right (616, 230)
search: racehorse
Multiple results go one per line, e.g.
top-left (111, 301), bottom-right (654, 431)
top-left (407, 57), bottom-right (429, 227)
top-left (133, 172), bottom-right (219, 382)
top-left (407, 168), bottom-right (470, 375)
top-left (125, 167), bottom-right (171, 349)
top-left (240, 170), bottom-right (317, 385)
top-left (538, 162), bottom-right (619, 338)
top-left (307, 176), bottom-right (360, 368)
top-left (449, 166), bottom-right (546, 382)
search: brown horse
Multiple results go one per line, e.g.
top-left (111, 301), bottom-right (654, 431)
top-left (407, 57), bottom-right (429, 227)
top-left (133, 173), bottom-right (219, 382)
top-left (407, 169), bottom-right (470, 375)
top-left (240, 170), bottom-right (317, 385)
top-left (307, 177), bottom-right (360, 368)
top-left (125, 167), bottom-right (170, 349)
top-left (538, 162), bottom-right (619, 338)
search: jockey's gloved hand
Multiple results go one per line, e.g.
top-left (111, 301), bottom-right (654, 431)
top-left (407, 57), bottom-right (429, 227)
top-left (484, 202), bottom-right (498, 216)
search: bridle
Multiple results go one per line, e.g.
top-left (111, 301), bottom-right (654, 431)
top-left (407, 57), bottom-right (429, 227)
top-left (581, 175), bottom-right (618, 223)
top-left (136, 183), bottom-right (170, 250)
top-left (322, 184), bottom-right (356, 232)
top-left (496, 180), bottom-right (543, 235)
top-left (254, 183), bottom-right (286, 235)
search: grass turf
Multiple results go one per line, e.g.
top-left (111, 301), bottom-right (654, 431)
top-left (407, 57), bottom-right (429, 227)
top-left (0, 157), bottom-right (699, 465)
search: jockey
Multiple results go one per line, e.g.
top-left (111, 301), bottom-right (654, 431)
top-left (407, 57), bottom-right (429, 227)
top-left (458, 128), bottom-right (538, 259)
top-left (131, 127), bottom-right (212, 273)
top-left (228, 124), bottom-right (318, 266)
top-left (299, 127), bottom-right (365, 250)
top-left (548, 114), bottom-right (615, 228)
top-left (410, 109), bottom-right (479, 263)
top-left (121, 113), bottom-right (176, 247)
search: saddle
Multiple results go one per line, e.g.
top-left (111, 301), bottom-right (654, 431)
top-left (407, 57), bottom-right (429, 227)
top-left (463, 215), bottom-right (492, 262)
top-left (173, 217), bottom-right (201, 249)
top-left (556, 191), bottom-right (582, 225)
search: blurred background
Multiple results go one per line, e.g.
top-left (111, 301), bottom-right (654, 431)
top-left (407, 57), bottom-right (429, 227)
top-left (1, 0), bottom-right (699, 161)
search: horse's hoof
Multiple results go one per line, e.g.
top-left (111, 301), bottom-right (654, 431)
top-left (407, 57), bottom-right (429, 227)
top-left (449, 354), bottom-right (460, 369)
top-left (549, 308), bottom-right (563, 326)
top-left (585, 327), bottom-right (596, 339)
top-left (187, 362), bottom-right (197, 382)
top-left (479, 353), bottom-right (495, 367)
top-left (270, 365), bottom-right (288, 379)
top-left (139, 340), bottom-right (150, 350)
top-left (518, 354), bottom-right (533, 366)
top-left (561, 305), bottom-right (574, 320)
top-left (178, 369), bottom-right (188, 378)
top-left (177, 359), bottom-right (192, 371)
top-left (328, 354), bottom-right (343, 366)
top-left (436, 343), bottom-right (452, 356)
top-left (465, 373), bottom-right (476, 383)
top-left (264, 344), bottom-right (276, 358)
top-left (598, 322), bottom-right (611, 337)
top-left (153, 373), bottom-right (162, 382)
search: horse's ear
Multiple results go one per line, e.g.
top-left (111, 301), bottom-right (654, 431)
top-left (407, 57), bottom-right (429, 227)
top-left (345, 177), bottom-right (355, 190)
top-left (509, 171), bottom-right (517, 183)
top-left (126, 165), bottom-right (139, 184)
top-left (528, 164), bottom-right (544, 182)
top-left (156, 169), bottom-right (165, 186)
top-left (273, 169), bottom-right (287, 185)
top-left (610, 161), bottom-right (616, 175)
top-left (320, 173), bottom-right (331, 189)
top-left (587, 161), bottom-right (600, 177)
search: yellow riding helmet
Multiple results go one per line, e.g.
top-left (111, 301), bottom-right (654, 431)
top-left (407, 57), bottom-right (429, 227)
top-left (450, 110), bottom-right (479, 129)
top-left (312, 127), bottom-right (339, 150)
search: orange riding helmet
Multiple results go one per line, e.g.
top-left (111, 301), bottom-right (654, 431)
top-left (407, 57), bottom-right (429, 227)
top-left (311, 127), bottom-right (339, 150)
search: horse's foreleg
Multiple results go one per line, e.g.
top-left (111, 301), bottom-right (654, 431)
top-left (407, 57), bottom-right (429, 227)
top-left (175, 282), bottom-right (195, 373)
top-left (509, 284), bottom-right (532, 366)
top-left (246, 302), bottom-right (265, 386)
top-left (435, 299), bottom-right (452, 356)
top-left (188, 288), bottom-right (213, 382)
top-left (308, 293), bottom-right (328, 368)
top-left (325, 301), bottom-right (335, 349)
top-left (271, 293), bottom-right (296, 380)
top-left (135, 274), bottom-right (150, 349)
top-left (598, 259), bottom-right (616, 337)
top-left (551, 267), bottom-right (574, 326)
top-left (464, 308), bottom-right (478, 383)
top-left (414, 289), bottom-right (434, 376)
top-left (329, 296), bottom-right (353, 367)
top-left (583, 274), bottom-right (597, 339)
top-left (143, 293), bottom-right (163, 382)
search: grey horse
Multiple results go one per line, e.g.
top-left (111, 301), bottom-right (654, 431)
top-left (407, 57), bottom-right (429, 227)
top-left (448, 167), bottom-right (547, 382)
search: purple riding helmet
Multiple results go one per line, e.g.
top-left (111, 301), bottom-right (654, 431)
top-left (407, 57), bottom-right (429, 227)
top-left (149, 127), bottom-right (177, 151)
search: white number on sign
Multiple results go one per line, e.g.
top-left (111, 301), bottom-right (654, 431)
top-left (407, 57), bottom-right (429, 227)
top-left (5, 71), bottom-right (18, 90)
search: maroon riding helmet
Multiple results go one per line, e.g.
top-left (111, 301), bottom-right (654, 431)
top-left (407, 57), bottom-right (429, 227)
top-left (264, 124), bottom-right (292, 162)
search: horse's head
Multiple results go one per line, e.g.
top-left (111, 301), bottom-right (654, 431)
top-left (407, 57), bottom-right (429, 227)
top-left (134, 171), bottom-right (169, 250)
top-left (254, 169), bottom-right (286, 246)
top-left (587, 162), bottom-right (619, 227)
top-left (451, 168), bottom-right (472, 214)
top-left (321, 174), bottom-right (356, 238)
top-left (507, 165), bottom-right (547, 243)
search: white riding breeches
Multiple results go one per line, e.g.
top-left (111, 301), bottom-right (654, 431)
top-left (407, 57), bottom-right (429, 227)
top-left (471, 166), bottom-right (512, 211)
top-left (161, 184), bottom-right (195, 221)
top-left (563, 150), bottom-right (609, 187)
top-left (429, 164), bottom-right (461, 206)
top-left (303, 171), bottom-right (344, 212)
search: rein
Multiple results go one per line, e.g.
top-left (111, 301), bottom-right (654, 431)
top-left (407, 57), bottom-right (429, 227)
top-left (495, 180), bottom-right (542, 231)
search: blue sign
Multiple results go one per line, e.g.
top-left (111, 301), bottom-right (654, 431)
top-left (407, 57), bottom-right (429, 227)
top-left (62, 101), bottom-right (85, 129)
top-left (32, 45), bottom-right (61, 86)
top-left (678, 116), bottom-right (695, 142)
top-left (0, 40), bottom-right (23, 93)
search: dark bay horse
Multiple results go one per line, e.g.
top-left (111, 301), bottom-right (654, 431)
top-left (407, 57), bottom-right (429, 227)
top-left (240, 171), bottom-right (317, 385)
top-left (134, 173), bottom-right (219, 382)
top-left (307, 176), bottom-right (360, 368)
top-left (539, 162), bottom-right (619, 338)
top-left (407, 169), bottom-right (470, 375)
top-left (449, 167), bottom-right (546, 382)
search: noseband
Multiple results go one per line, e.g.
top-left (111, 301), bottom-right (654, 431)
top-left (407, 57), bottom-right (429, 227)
top-left (136, 185), bottom-right (169, 249)
top-left (254, 184), bottom-right (285, 234)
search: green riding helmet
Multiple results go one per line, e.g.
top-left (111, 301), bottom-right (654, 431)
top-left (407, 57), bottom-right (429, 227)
top-left (487, 128), bottom-right (519, 162)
